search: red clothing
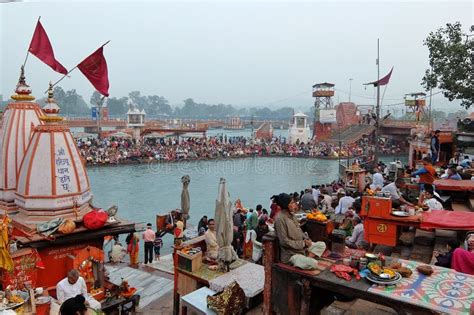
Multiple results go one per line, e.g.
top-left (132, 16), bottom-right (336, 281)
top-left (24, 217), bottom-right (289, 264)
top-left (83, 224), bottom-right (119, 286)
top-left (452, 248), bottom-right (474, 275)
top-left (270, 203), bottom-right (281, 219)
top-left (419, 164), bottom-right (436, 184)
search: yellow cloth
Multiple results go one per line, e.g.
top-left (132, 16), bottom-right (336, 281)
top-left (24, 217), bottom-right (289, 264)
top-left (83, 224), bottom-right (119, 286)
top-left (0, 216), bottom-right (14, 272)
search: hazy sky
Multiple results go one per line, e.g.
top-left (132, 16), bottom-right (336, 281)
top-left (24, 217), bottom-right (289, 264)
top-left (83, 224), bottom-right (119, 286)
top-left (1, 0), bottom-right (472, 111)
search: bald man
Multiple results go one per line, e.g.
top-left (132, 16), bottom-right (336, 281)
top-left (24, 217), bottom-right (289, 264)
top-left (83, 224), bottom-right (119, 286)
top-left (56, 269), bottom-right (101, 310)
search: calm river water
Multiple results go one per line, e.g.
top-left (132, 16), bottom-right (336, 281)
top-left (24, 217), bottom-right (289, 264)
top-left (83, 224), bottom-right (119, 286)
top-left (88, 155), bottom-right (405, 255)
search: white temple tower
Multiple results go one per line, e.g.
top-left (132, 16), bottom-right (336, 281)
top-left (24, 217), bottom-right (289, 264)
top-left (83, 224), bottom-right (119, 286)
top-left (0, 67), bottom-right (43, 212)
top-left (288, 112), bottom-right (311, 145)
top-left (14, 84), bottom-right (93, 226)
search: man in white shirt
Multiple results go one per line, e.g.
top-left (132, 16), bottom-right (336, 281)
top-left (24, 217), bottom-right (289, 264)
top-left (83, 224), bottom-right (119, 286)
top-left (56, 269), bottom-right (101, 310)
top-left (318, 194), bottom-right (334, 213)
top-left (381, 178), bottom-right (414, 208)
top-left (346, 217), bottom-right (365, 249)
top-left (311, 185), bottom-right (321, 205)
top-left (205, 219), bottom-right (219, 260)
top-left (335, 191), bottom-right (355, 215)
top-left (370, 168), bottom-right (384, 191)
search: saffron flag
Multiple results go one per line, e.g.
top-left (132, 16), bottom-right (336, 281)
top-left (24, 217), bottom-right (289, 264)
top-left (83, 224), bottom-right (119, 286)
top-left (77, 46), bottom-right (109, 97)
top-left (28, 21), bottom-right (68, 74)
top-left (364, 67), bottom-right (394, 87)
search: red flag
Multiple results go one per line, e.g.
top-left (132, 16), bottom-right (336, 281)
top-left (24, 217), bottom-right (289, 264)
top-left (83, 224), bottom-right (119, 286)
top-left (364, 67), bottom-right (394, 87)
top-left (77, 46), bottom-right (109, 97)
top-left (28, 21), bottom-right (68, 74)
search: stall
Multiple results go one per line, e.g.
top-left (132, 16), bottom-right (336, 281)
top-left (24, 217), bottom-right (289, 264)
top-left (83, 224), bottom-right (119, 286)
top-left (360, 196), bottom-right (474, 247)
top-left (344, 168), bottom-right (367, 193)
top-left (262, 233), bottom-right (474, 315)
top-left (172, 237), bottom-right (264, 314)
top-left (302, 218), bottom-right (334, 244)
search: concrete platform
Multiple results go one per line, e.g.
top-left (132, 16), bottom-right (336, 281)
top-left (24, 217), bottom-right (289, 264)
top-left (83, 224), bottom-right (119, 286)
top-left (105, 263), bottom-right (173, 311)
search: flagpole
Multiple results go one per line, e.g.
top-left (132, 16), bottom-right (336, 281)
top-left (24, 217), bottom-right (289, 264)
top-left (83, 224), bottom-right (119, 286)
top-left (46, 40), bottom-right (111, 93)
top-left (374, 38), bottom-right (380, 165)
top-left (46, 65), bottom-right (78, 93)
top-left (23, 16), bottom-right (41, 69)
top-left (96, 95), bottom-right (106, 139)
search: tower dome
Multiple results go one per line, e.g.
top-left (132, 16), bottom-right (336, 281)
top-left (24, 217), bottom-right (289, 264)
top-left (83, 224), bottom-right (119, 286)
top-left (14, 83), bottom-right (93, 225)
top-left (0, 67), bottom-right (43, 211)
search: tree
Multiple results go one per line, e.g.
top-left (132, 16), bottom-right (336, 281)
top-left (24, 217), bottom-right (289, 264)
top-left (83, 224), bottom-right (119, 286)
top-left (422, 22), bottom-right (473, 109)
top-left (90, 91), bottom-right (102, 107)
top-left (107, 97), bottom-right (128, 117)
top-left (128, 91), bottom-right (147, 110)
top-left (146, 95), bottom-right (172, 116)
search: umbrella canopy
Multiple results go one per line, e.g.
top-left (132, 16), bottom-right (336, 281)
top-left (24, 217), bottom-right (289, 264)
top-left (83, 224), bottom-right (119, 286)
top-left (214, 178), bottom-right (238, 265)
top-left (181, 175), bottom-right (190, 220)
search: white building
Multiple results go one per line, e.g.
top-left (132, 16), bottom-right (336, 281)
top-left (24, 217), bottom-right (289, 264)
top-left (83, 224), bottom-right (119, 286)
top-left (288, 112), bottom-right (311, 145)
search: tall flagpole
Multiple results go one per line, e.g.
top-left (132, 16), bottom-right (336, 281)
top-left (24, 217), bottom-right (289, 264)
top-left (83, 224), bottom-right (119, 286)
top-left (46, 40), bottom-right (111, 93)
top-left (22, 16), bottom-right (41, 69)
top-left (374, 38), bottom-right (380, 165)
top-left (96, 96), bottom-right (106, 139)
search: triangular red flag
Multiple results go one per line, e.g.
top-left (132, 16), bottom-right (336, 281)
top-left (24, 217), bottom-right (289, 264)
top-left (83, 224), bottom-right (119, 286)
top-left (28, 20), bottom-right (68, 74)
top-left (364, 67), bottom-right (394, 87)
top-left (77, 46), bottom-right (109, 97)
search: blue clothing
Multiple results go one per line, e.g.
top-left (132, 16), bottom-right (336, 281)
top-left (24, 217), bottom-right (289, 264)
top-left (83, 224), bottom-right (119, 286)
top-left (447, 173), bottom-right (462, 180)
top-left (412, 167), bottom-right (428, 176)
top-left (460, 159), bottom-right (471, 168)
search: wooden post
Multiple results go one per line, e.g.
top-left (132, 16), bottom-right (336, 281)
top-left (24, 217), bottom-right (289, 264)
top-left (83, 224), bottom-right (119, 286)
top-left (262, 235), bottom-right (276, 315)
top-left (173, 246), bottom-right (180, 315)
top-left (300, 279), bottom-right (312, 315)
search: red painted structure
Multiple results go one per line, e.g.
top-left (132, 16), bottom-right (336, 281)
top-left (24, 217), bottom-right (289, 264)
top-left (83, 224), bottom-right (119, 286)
top-left (255, 122), bottom-right (273, 141)
top-left (336, 102), bottom-right (360, 127)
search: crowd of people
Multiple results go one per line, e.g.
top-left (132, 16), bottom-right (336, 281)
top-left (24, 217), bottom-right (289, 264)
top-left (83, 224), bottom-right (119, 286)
top-left (76, 135), bottom-right (404, 165)
top-left (101, 154), bottom-right (474, 279)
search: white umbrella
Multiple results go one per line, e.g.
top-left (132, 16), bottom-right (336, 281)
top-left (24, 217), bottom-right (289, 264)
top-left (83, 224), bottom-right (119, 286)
top-left (214, 178), bottom-right (238, 269)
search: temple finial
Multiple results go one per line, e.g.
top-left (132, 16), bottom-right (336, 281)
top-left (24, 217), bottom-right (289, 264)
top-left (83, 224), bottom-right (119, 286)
top-left (18, 65), bottom-right (26, 85)
top-left (47, 82), bottom-right (54, 100)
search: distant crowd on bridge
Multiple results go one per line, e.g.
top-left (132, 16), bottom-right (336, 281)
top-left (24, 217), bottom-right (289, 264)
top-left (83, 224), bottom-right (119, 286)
top-left (76, 135), bottom-right (404, 165)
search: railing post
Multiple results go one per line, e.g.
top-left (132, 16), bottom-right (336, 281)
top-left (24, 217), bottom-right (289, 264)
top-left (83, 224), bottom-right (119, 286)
top-left (263, 234), bottom-right (277, 315)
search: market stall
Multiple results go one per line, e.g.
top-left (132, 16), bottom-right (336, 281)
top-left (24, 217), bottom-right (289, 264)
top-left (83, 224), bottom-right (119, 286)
top-left (172, 237), bottom-right (264, 314)
top-left (360, 196), bottom-right (474, 247)
top-left (262, 233), bottom-right (474, 315)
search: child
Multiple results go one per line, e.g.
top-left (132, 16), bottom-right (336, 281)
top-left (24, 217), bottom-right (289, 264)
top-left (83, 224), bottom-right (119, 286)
top-left (154, 231), bottom-right (164, 261)
top-left (434, 239), bottom-right (460, 268)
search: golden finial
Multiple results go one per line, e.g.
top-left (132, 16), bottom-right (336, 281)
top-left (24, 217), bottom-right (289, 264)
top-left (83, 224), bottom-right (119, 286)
top-left (41, 81), bottom-right (62, 123)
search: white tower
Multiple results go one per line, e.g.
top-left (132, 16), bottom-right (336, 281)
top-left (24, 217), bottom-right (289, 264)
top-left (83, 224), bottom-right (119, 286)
top-left (0, 67), bottom-right (43, 212)
top-left (288, 112), bottom-right (311, 144)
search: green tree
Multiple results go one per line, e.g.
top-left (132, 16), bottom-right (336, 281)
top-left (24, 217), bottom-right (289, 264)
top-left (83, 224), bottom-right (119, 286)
top-left (128, 91), bottom-right (147, 110)
top-left (107, 97), bottom-right (128, 117)
top-left (90, 91), bottom-right (102, 106)
top-left (146, 95), bottom-right (172, 116)
top-left (422, 22), bottom-right (473, 109)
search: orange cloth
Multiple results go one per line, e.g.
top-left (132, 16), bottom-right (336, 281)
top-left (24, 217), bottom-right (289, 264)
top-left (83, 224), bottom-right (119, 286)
top-left (419, 164), bottom-right (436, 184)
top-left (0, 216), bottom-right (14, 272)
top-left (127, 234), bottom-right (140, 265)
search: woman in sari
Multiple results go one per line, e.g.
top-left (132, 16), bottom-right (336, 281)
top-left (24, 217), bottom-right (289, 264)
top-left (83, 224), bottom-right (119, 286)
top-left (452, 233), bottom-right (474, 275)
top-left (126, 231), bottom-right (140, 265)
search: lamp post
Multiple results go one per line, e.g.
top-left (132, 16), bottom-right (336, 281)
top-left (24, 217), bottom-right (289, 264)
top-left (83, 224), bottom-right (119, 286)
top-left (349, 78), bottom-right (353, 102)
